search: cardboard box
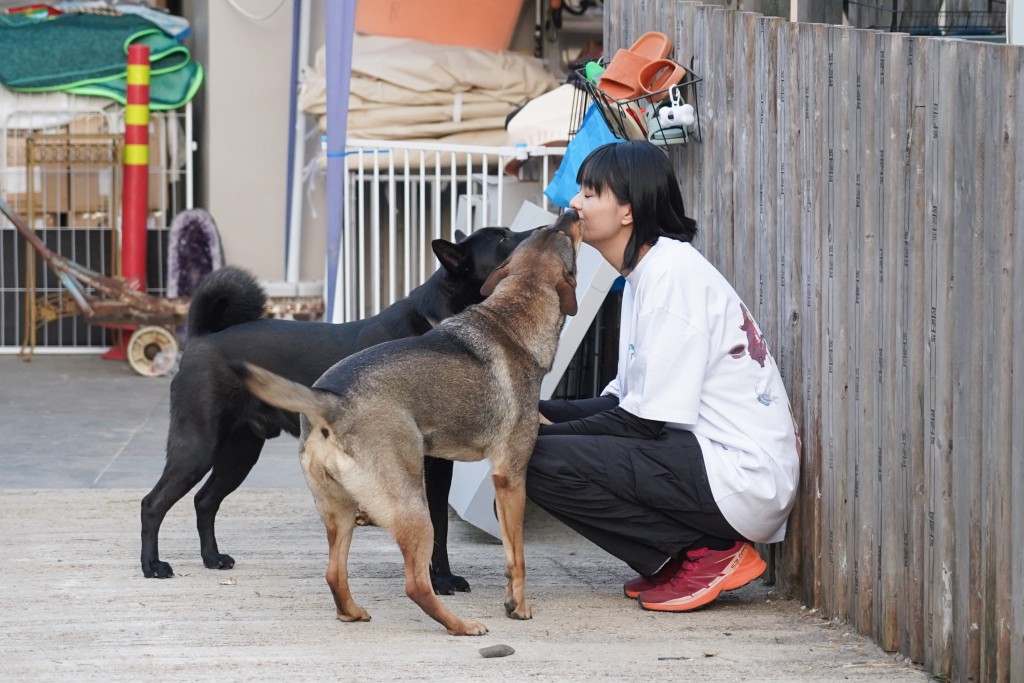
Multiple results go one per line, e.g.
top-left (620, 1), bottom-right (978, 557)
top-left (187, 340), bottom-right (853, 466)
top-left (66, 113), bottom-right (171, 213)
top-left (2, 132), bottom-right (69, 215)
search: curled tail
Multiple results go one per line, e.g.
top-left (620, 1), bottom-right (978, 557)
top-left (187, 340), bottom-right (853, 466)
top-left (187, 266), bottom-right (267, 338)
top-left (230, 361), bottom-right (338, 426)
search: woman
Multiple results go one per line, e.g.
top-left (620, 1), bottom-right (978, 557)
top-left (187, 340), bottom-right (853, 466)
top-left (526, 140), bottom-right (800, 612)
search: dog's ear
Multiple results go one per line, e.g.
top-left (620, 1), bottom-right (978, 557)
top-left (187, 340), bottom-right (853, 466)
top-left (454, 229), bottom-right (468, 242)
top-left (556, 272), bottom-right (578, 316)
top-left (480, 261), bottom-right (511, 297)
top-left (432, 238), bottom-right (466, 274)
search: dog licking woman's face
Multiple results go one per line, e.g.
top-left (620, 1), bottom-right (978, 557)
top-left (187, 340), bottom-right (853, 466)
top-left (569, 183), bottom-right (633, 272)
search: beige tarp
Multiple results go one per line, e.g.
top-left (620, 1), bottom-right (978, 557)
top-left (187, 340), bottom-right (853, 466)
top-left (300, 34), bottom-right (558, 146)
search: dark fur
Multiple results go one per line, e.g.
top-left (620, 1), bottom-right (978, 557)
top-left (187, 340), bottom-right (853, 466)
top-left (140, 227), bottom-right (533, 592)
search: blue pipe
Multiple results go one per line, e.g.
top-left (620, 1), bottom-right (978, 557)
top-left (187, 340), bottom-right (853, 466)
top-left (283, 0), bottom-right (301, 275)
top-left (324, 0), bottom-right (357, 321)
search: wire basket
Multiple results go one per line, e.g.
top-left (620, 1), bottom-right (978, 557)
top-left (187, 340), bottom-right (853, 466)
top-left (569, 56), bottom-right (703, 147)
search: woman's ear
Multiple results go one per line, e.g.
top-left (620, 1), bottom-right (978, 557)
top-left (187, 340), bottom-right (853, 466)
top-left (620, 202), bottom-right (634, 227)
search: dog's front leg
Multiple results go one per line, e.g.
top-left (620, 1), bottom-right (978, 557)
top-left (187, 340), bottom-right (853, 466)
top-left (492, 471), bottom-right (531, 620)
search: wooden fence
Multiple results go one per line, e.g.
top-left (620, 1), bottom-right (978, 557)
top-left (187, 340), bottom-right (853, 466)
top-left (603, 1), bottom-right (1024, 680)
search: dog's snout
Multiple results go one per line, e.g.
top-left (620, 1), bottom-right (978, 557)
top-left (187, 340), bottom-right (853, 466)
top-left (550, 208), bottom-right (582, 250)
top-left (552, 209), bottom-right (579, 232)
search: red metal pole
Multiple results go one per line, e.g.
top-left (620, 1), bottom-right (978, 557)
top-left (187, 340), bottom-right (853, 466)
top-left (104, 43), bottom-right (150, 361)
top-left (121, 43), bottom-right (150, 291)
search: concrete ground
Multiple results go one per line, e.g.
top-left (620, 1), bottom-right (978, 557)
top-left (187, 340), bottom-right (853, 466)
top-left (0, 355), bottom-right (929, 682)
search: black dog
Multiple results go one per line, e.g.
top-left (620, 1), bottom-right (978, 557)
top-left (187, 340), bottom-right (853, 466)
top-left (140, 227), bottom-right (532, 593)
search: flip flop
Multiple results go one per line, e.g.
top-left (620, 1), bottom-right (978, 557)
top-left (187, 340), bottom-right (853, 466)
top-left (597, 48), bottom-right (649, 100)
top-left (628, 31), bottom-right (672, 61)
top-left (597, 32), bottom-right (674, 102)
top-left (638, 59), bottom-right (687, 101)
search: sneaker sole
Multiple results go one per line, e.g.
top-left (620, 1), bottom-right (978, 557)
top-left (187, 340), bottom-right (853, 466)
top-left (638, 549), bottom-right (767, 612)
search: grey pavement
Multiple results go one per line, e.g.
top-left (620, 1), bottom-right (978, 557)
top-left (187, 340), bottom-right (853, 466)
top-left (0, 354), bottom-right (930, 682)
top-left (0, 354), bottom-right (305, 490)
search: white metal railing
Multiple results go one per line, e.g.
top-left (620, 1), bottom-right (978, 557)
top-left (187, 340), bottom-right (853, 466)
top-left (333, 139), bottom-right (566, 323)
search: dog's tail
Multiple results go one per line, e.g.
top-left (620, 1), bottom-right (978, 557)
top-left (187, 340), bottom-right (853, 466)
top-left (230, 361), bottom-right (337, 424)
top-left (187, 266), bottom-right (267, 338)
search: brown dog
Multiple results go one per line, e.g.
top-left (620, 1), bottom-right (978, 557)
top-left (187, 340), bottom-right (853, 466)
top-left (233, 210), bottom-right (582, 635)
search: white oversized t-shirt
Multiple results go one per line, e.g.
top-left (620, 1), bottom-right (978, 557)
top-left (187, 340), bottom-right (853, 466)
top-left (602, 238), bottom-right (800, 543)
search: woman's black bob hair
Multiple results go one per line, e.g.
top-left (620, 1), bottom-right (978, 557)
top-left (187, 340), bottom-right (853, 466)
top-left (575, 140), bottom-right (698, 272)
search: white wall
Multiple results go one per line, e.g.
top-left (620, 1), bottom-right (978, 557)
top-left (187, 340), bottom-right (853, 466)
top-left (183, 0), bottom-right (326, 284)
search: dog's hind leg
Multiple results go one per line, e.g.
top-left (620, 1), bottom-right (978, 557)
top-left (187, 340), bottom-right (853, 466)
top-left (492, 470), bottom-right (532, 620)
top-left (140, 431), bottom-right (217, 578)
top-left (386, 498), bottom-right (488, 636)
top-left (319, 493), bottom-right (371, 623)
top-left (423, 455), bottom-right (470, 595)
top-left (194, 426), bottom-right (264, 570)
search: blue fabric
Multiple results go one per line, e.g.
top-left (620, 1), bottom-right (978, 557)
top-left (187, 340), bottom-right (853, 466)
top-left (544, 103), bottom-right (621, 207)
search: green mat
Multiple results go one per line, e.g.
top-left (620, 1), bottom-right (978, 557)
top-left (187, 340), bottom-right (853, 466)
top-left (0, 12), bottom-right (203, 110)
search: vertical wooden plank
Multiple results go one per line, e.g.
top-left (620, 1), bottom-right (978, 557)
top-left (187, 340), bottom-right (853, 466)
top-left (903, 36), bottom-right (928, 666)
top-left (958, 41), bottom-right (983, 683)
top-left (635, 0), bottom-right (658, 36)
top-left (730, 11), bottom-right (758, 293)
top-left (706, 6), bottom-right (735, 275)
top-left (754, 16), bottom-right (780, 347)
top-left (1011, 45), bottom-right (1024, 683)
top-left (922, 36), bottom-right (955, 679)
top-left (673, 1), bottom-right (702, 231)
top-left (753, 12), bottom-right (781, 579)
top-left (605, 0), bottom-right (624, 54)
top-left (797, 21), bottom-right (826, 612)
top-left (977, 43), bottom-right (1013, 683)
top-left (821, 23), bottom-right (851, 624)
top-left (839, 24), bottom-right (859, 631)
top-left (687, 2), bottom-right (712, 248)
top-left (948, 39), bottom-right (983, 683)
top-left (845, 25), bottom-right (877, 639)
top-left (774, 19), bottom-right (804, 596)
top-left (860, 26), bottom-right (884, 647)
top-left (875, 29), bottom-right (904, 653)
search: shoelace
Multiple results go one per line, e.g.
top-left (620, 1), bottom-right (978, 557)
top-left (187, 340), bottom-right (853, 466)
top-left (663, 548), bottom-right (712, 588)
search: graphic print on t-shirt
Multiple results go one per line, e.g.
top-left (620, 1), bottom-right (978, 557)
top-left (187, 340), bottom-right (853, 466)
top-left (738, 303), bottom-right (768, 368)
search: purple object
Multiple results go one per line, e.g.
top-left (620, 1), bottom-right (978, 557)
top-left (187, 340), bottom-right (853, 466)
top-left (324, 0), bottom-right (357, 321)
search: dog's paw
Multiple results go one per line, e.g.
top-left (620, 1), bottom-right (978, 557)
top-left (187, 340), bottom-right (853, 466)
top-left (336, 606), bottom-right (371, 622)
top-left (431, 571), bottom-right (471, 595)
top-left (202, 553), bottom-right (235, 570)
top-left (142, 560), bottom-right (174, 579)
top-left (504, 598), bottom-right (532, 620)
top-left (448, 619), bottom-right (488, 636)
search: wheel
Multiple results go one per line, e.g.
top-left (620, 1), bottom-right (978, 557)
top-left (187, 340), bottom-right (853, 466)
top-left (127, 326), bottom-right (179, 377)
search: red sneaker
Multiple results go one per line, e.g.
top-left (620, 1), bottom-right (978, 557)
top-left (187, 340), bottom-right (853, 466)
top-left (637, 541), bottom-right (766, 612)
top-left (623, 555), bottom-right (685, 599)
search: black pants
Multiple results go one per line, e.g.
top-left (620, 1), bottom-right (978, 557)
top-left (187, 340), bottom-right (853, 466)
top-left (526, 397), bottom-right (742, 576)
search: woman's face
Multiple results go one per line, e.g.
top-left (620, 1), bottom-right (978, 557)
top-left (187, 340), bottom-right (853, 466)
top-left (569, 183), bottom-right (632, 252)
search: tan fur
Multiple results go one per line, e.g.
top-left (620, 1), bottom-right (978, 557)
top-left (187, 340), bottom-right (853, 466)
top-left (239, 211), bottom-right (582, 636)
